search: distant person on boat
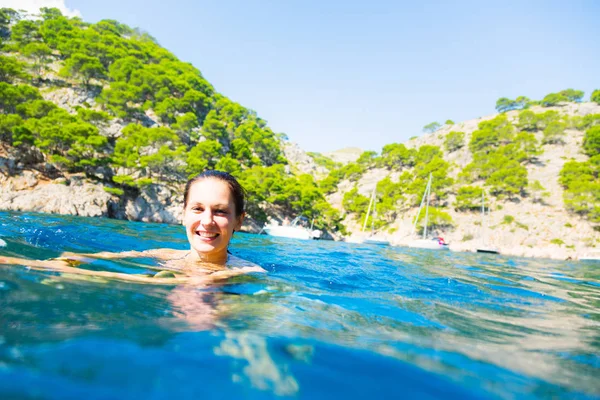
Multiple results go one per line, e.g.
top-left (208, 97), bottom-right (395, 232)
top-left (0, 170), bottom-right (265, 284)
top-left (437, 236), bottom-right (447, 246)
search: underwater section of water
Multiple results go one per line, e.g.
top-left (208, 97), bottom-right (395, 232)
top-left (0, 211), bottom-right (599, 399)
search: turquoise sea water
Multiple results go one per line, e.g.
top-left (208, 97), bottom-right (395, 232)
top-left (0, 211), bottom-right (598, 399)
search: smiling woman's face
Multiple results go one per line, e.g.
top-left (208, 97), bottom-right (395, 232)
top-left (183, 178), bottom-right (243, 263)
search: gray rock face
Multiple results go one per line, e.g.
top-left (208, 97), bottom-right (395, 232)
top-left (124, 184), bottom-right (182, 224)
top-left (0, 172), bottom-right (115, 218)
top-left (282, 141), bottom-right (328, 177)
top-left (324, 147), bottom-right (363, 164)
top-left (42, 87), bottom-right (98, 112)
top-left (0, 172), bottom-right (185, 224)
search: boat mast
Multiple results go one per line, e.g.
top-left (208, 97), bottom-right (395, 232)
top-left (481, 190), bottom-right (487, 246)
top-left (412, 173), bottom-right (432, 238)
top-left (362, 187), bottom-right (376, 232)
top-left (423, 173), bottom-right (432, 239)
top-left (371, 191), bottom-right (377, 234)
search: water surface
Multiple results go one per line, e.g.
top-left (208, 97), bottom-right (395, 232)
top-left (0, 211), bottom-right (598, 399)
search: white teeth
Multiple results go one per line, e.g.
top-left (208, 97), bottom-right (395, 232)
top-left (197, 232), bottom-right (218, 238)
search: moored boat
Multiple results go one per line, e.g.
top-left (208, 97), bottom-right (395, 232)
top-left (263, 216), bottom-right (322, 240)
top-left (405, 174), bottom-right (449, 251)
top-left (476, 191), bottom-right (500, 254)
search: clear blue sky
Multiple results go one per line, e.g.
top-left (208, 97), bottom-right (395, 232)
top-left (64, 0), bottom-right (599, 153)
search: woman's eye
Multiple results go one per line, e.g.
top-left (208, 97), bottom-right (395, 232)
top-left (215, 209), bottom-right (227, 214)
top-left (192, 207), bottom-right (203, 212)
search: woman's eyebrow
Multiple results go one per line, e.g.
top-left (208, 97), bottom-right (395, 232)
top-left (189, 202), bottom-right (230, 208)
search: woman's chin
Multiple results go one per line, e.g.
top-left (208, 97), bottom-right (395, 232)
top-left (191, 240), bottom-right (226, 257)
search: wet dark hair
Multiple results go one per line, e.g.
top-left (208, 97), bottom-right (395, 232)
top-left (183, 170), bottom-right (246, 217)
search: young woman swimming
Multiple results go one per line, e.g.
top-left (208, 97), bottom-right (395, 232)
top-left (0, 170), bottom-right (265, 284)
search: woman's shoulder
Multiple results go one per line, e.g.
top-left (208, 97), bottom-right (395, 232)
top-left (227, 254), bottom-right (266, 273)
top-left (142, 248), bottom-right (189, 260)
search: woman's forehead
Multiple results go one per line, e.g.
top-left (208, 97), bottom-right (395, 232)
top-left (188, 179), bottom-right (233, 202)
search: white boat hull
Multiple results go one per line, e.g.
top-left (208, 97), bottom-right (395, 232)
top-left (407, 239), bottom-right (449, 250)
top-left (364, 238), bottom-right (390, 246)
top-left (263, 225), bottom-right (320, 240)
top-left (477, 247), bottom-right (500, 254)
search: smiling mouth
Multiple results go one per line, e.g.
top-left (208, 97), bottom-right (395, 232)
top-left (196, 231), bottom-right (219, 240)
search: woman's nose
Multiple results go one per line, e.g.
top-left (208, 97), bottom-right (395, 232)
top-left (200, 210), bottom-right (214, 225)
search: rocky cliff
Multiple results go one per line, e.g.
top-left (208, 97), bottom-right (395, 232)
top-left (329, 102), bottom-right (600, 260)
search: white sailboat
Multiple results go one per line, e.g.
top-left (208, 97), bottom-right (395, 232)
top-left (263, 216), bottom-right (322, 240)
top-left (407, 174), bottom-right (449, 250)
top-left (362, 188), bottom-right (389, 246)
top-left (345, 187), bottom-right (389, 245)
top-left (476, 191), bottom-right (499, 254)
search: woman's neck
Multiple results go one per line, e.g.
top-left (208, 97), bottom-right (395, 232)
top-left (186, 249), bottom-right (228, 266)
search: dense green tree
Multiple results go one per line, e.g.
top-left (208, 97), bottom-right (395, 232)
top-left (11, 20), bottom-right (41, 46)
top-left (24, 109), bottom-right (109, 171)
top-left (379, 143), bottom-right (414, 168)
top-left (470, 126), bottom-right (499, 154)
top-left (560, 157), bottom-right (600, 223)
top-left (0, 83), bottom-right (41, 114)
top-left (495, 96), bottom-right (530, 113)
top-left (583, 126), bottom-right (600, 157)
top-left (108, 56), bottom-right (143, 82)
top-left (517, 110), bottom-right (538, 131)
top-left (0, 55), bottom-right (27, 83)
top-left (576, 114), bottom-right (600, 130)
top-left (22, 42), bottom-right (53, 77)
top-left (0, 8), bottom-right (19, 40)
top-left (342, 187), bottom-right (370, 221)
top-left (186, 139), bottom-right (222, 177)
top-left (374, 176), bottom-right (405, 224)
top-left (97, 82), bottom-right (140, 117)
top-left (559, 160), bottom-right (595, 188)
top-left (541, 92), bottom-right (568, 107)
top-left (495, 97), bottom-right (517, 113)
top-left (511, 131), bottom-right (541, 162)
top-left (113, 124), bottom-right (185, 179)
top-left (423, 121), bottom-right (441, 133)
top-left (76, 108), bottom-right (111, 124)
top-left (486, 161), bottom-right (528, 198)
top-left (542, 121), bottom-right (566, 144)
top-left (534, 110), bottom-right (561, 130)
top-left (0, 113), bottom-right (23, 144)
top-left (230, 138), bottom-right (253, 163)
top-left (414, 145), bottom-right (442, 165)
top-left (445, 119), bottom-right (454, 125)
top-left (469, 114), bottom-right (514, 153)
top-left (444, 131), bottom-right (464, 152)
top-left (515, 96), bottom-right (531, 109)
top-left (319, 168), bottom-right (344, 194)
top-left (454, 185), bottom-right (484, 211)
top-left (214, 155), bottom-right (242, 176)
top-left (16, 99), bottom-right (57, 119)
top-left (558, 88), bottom-right (584, 102)
top-left (60, 53), bottom-right (106, 86)
top-left (592, 89), bottom-right (600, 105)
top-left (356, 150), bottom-right (377, 166)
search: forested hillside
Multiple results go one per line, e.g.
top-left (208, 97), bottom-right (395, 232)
top-left (0, 8), bottom-right (598, 258)
top-left (0, 7), bottom-right (343, 232)
top-left (323, 97), bottom-right (600, 258)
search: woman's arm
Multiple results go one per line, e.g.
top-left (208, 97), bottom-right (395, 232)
top-left (59, 248), bottom-right (186, 262)
top-left (0, 255), bottom-right (194, 284)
